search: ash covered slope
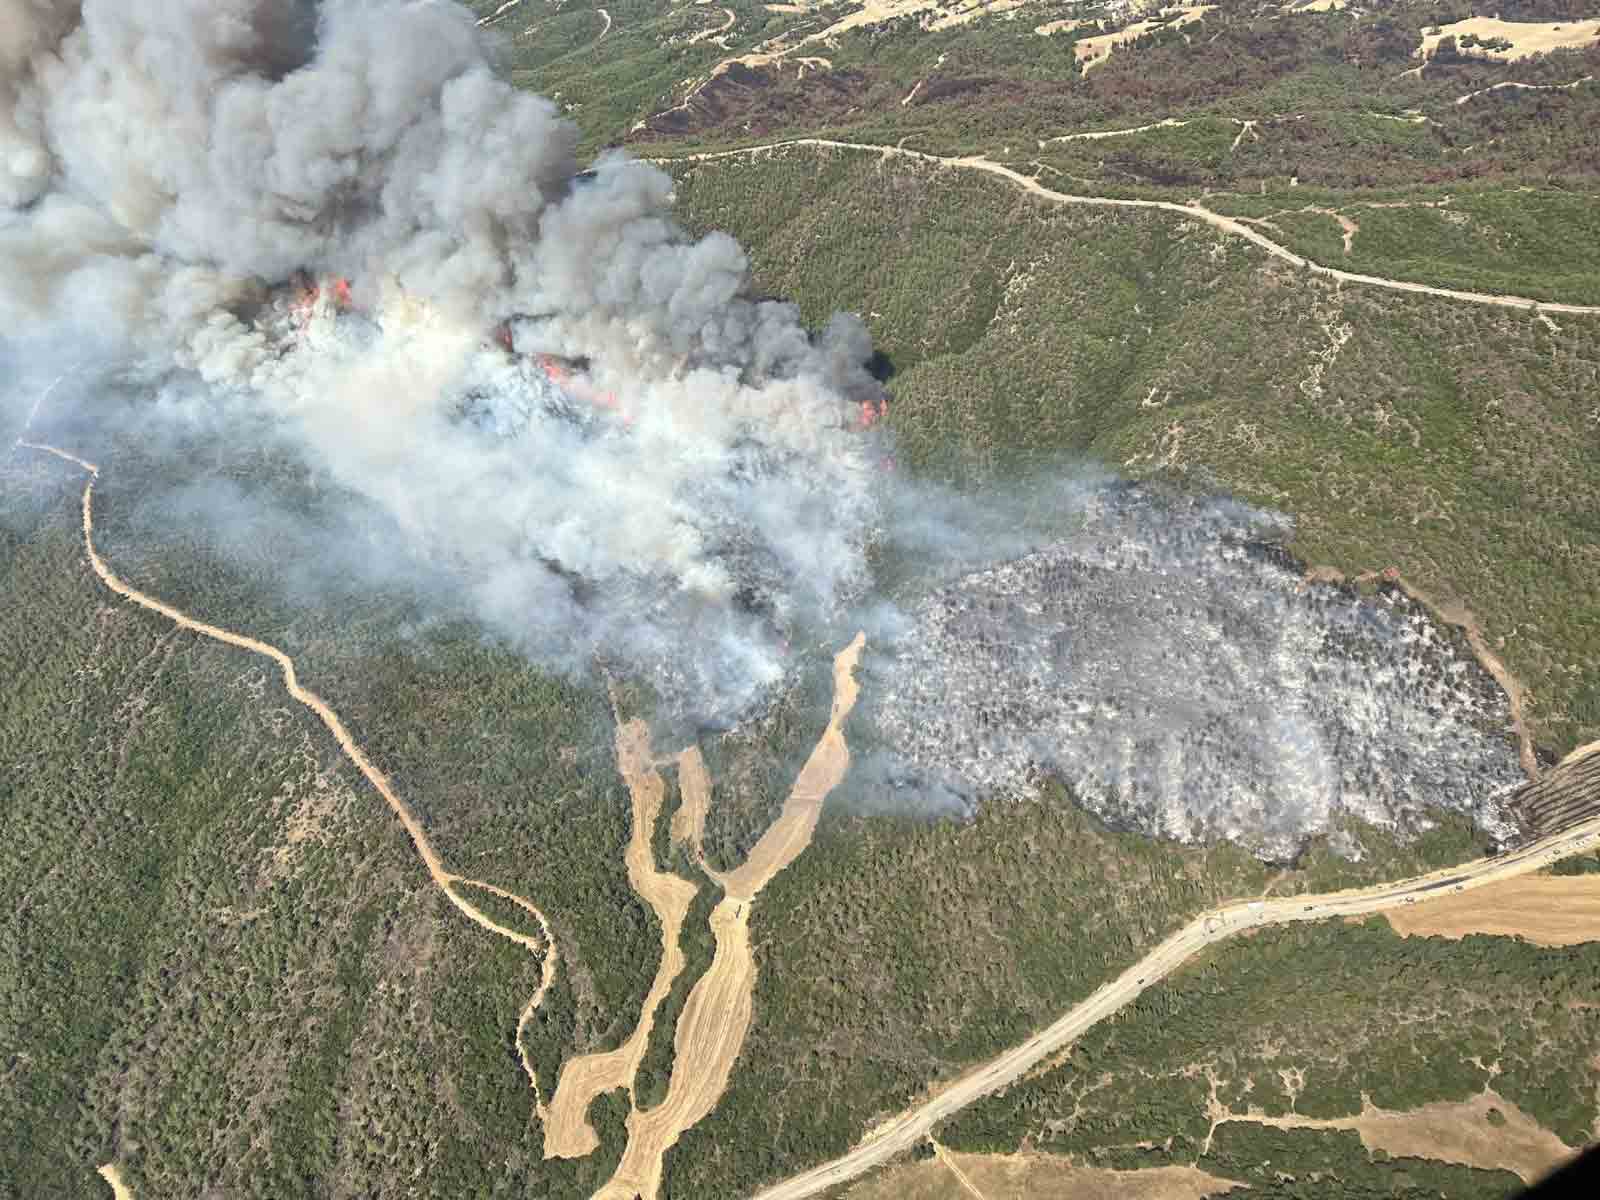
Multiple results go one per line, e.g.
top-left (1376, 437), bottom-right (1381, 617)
top-left (0, 0), bottom-right (882, 719)
top-left (874, 486), bottom-right (1525, 862)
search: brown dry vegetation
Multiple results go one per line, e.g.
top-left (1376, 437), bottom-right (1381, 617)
top-left (1385, 875), bottom-right (1600, 946)
top-left (1210, 1090), bottom-right (1575, 1183)
top-left (845, 1152), bottom-right (1244, 1200)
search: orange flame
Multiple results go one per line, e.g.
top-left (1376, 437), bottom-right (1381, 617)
top-left (850, 396), bottom-right (889, 431)
top-left (534, 353), bottom-right (630, 426)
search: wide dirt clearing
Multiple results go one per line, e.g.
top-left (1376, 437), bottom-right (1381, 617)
top-left (1385, 875), bottom-right (1600, 947)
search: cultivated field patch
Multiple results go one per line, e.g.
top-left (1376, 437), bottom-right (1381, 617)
top-left (1385, 875), bottom-right (1600, 947)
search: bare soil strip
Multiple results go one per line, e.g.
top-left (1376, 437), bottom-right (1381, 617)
top-left (845, 1153), bottom-right (1243, 1200)
top-left (1385, 874), bottom-right (1600, 946)
top-left (591, 633), bottom-right (866, 1200)
top-left (672, 745), bottom-right (724, 887)
top-left (544, 719), bottom-right (699, 1158)
top-left (1456, 75), bottom-right (1594, 106)
top-left (97, 1164), bottom-right (134, 1200)
top-left (721, 632), bottom-right (865, 901)
top-left (1210, 1090), bottom-right (1573, 1182)
top-left (20, 441), bottom-right (561, 1166)
top-left (653, 140), bottom-right (1600, 316)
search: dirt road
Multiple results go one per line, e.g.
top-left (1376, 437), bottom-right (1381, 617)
top-left (655, 139), bottom-right (1600, 316)
top-left (751, 797), bottom-right (1600, 1199)
top-left (543, 720), bottom-right (699, 1158)
top-left (20, 440), bottom-right (560, 1117)
top-left (96, 1165), bottom-right (134, 1200)
top-left (593, 633), bottom-right (866, 1200)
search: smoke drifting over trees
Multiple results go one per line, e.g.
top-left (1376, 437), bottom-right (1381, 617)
top-left (1, 1), bottom-right (1525, 857)
top-left (2, 0), bottom-right (883, 714)
top-left (872, 487), bottom-right (1525, 860)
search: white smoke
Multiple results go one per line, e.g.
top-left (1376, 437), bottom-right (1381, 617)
top-left (2, 0), bottom-right (884, 716)
top-left (1, 1), bottom-right (1527, 857)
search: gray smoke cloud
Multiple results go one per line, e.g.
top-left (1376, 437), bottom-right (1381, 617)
top-left (1, 0), bottom-right (1525, 860)
top-left (2, 0), bottom-right (883, 715)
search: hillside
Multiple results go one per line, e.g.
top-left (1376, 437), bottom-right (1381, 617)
top-left (3, 3), bottom-right (1598, 1199)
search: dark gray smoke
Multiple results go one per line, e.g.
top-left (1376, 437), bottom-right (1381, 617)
top-left (1, 1), bottom-right (1525, 860)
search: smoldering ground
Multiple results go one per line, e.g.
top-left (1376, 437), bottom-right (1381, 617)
top-left (864, 483), bottom-right (1526, 861)
top-left (1, 0), bottom-right (1525, 860)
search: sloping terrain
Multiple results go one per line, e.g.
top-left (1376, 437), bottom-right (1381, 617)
top-left (935, 917), bottom-right (1599, 1190)
top-left (2, 4), bottom-right (1597, 1198)
top-left (662, 144), bottom-right (1600, 759)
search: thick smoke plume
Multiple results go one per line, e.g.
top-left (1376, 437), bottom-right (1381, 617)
top-left (2, 1), bottom-right (1525, 860)
top-left (2, 0), bottom-right (881, 714)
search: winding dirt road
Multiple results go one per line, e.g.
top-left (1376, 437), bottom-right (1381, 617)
top-left (750, 800), bottom-right (1600, 1200)
top-left (17, 440), bottom-right (561, 1154)
top-left (593, 633), bottom-right (866, 1200)
top-left (543, 719), bottom-right (699, 1158)
top-left (653, 139), bottom-right (1600, 316)
top-left (96, 1165), bottom-right (133, 1200)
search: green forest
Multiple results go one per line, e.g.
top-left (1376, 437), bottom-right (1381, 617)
top-left (2, 1), bottom-right (1597, 1197)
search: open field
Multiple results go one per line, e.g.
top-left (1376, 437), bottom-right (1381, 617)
top-left (1077, 6), bottom-right (1215, 74)
top-left (844, 1153), bottom-right (1244, 1200)
top-left (1385, 875), bottom-right (1600, 946)
top-left (1419, 18), bottom-right (1600, 64)
top-left (1208, 1090), bottom-right (1575, 1184)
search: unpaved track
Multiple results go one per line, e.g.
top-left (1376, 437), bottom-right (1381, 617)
top-left (97, 1164), bottom-right (133, 1200)
top-left (19, 440), bottom-right (559, 1115)
top-left (751, 788), bottom-right (1600, 1199)
top-left (593, 633), bottom-right (866, 1200)
top-left (1456, 75), bottom-right (1594, 105)
top-left (672, 745), bottom-right (723, 885)
top-left (544, 719), bottom-right (698, 1158)
top-left (932, 1139), bottom-right (989, 1200)
top-left (654, 140), bottom-right (1600, 316)
top-left (1042, 116), bottom-right (1191, 144)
